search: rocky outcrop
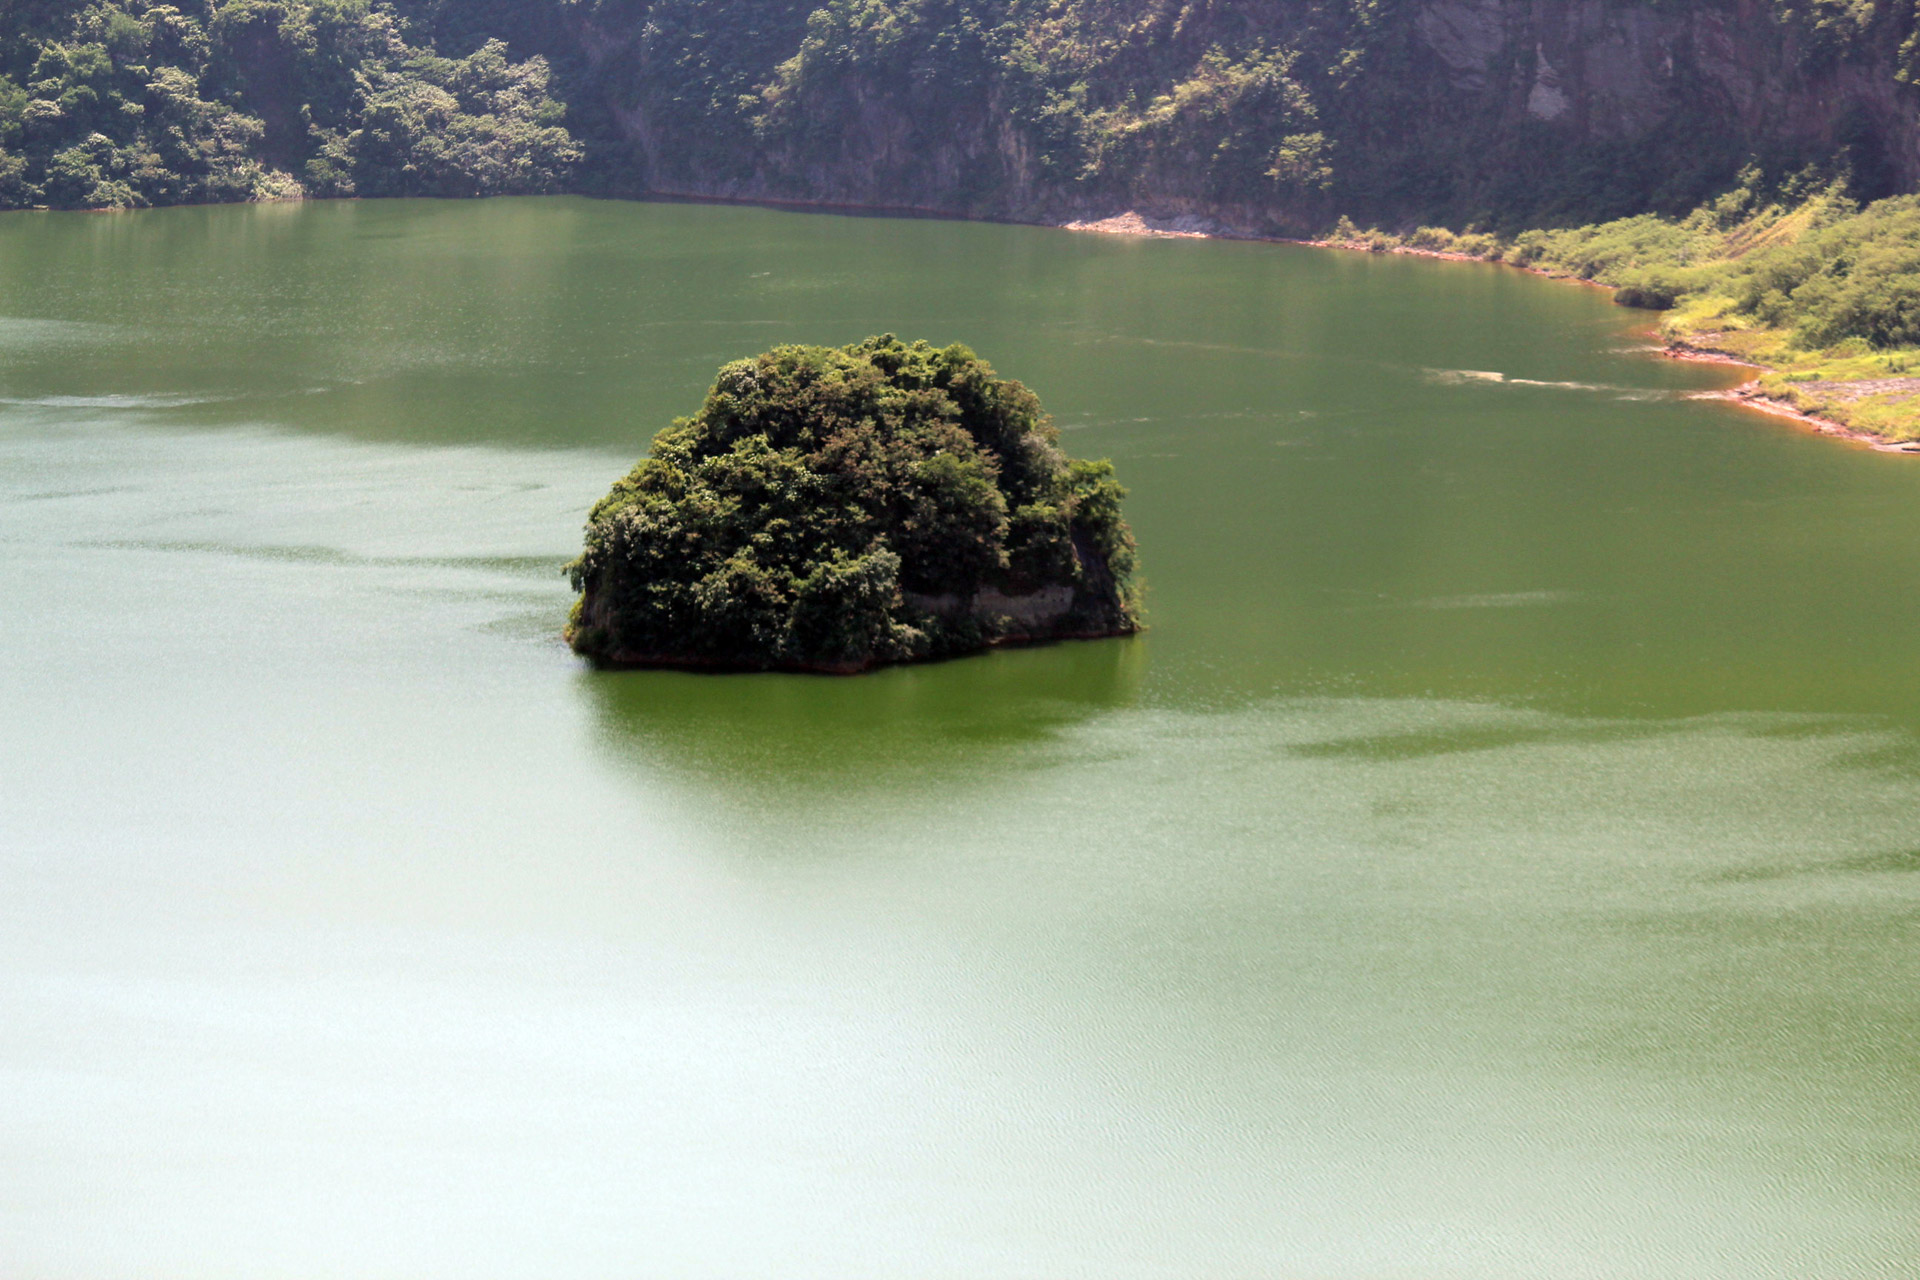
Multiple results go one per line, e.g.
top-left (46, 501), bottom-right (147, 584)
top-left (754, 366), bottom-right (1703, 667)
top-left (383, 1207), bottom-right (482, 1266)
top-left (1414, 0), bottom-right (1918, 184)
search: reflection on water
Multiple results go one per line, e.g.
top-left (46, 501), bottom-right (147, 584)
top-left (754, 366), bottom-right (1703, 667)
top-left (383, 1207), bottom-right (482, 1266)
top-left (581, 636), bottom-right (1145, 798)
top-left (1719, 844), bottom-right (1920, 881)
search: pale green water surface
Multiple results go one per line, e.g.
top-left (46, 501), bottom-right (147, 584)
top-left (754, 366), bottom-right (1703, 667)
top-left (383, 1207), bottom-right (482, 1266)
top-left (2, 198), bottom-right (1918, 1279)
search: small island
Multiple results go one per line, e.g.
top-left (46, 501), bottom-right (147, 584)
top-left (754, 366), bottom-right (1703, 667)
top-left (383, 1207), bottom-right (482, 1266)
top-left (566, 335), bottom-right (1140, 672)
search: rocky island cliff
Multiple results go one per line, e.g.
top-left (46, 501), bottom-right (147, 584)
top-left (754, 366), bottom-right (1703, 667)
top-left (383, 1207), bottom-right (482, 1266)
top-left (566, 336), bottom-right (1139, 673)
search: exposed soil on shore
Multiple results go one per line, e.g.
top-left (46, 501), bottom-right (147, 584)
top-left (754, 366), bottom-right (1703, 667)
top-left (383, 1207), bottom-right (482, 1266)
top-left (1681, 384), bottom-right (1920, 452)
top-left (1059, 211), bottom-right (1212, 238)
top-left (1660, 340), bottom-right (1920, 452)
top-left (1657, 337), bottom-right (1764, 369)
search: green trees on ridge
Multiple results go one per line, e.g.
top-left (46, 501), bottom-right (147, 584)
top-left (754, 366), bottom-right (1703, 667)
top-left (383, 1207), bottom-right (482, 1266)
top-left (0, 0), bottom-right (578, 209)
top-left (10, 0), bottom-right (1920, 229)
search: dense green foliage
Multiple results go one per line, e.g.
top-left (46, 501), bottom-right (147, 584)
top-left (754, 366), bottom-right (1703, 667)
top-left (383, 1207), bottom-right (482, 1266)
top-left (576, 0), bottom-right (1920, 228)
top-left (1507, 180), bottom-right (1876, 341)
top-left (10, 0), bottom-right (1920, 224)
top-left (745, 2), bottom-right (1336, 205)
top-left (566, 336), bottom-right (1139, 671)
top-left (0, 0), bottom-right (578, 208)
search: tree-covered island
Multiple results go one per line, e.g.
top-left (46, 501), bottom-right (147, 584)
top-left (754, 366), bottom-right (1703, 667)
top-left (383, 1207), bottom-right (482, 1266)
top-left (566, 336), bottom-right (1139, 673)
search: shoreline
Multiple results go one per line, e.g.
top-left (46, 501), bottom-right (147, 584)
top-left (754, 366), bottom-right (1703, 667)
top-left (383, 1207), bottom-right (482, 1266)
top-left (1059, 209), bottom-right (1920, 454)
top-left (1658, 340), bottom-right (1920, 452)
top-left (18, 189), bottom-right (1919, 454)
top-left (1680, 384), bottom-right (1920, 452)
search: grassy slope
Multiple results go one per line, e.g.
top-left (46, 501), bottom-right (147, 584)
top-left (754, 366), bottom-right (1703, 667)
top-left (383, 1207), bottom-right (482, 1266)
top-left (1330, 177), bottom-right (1920, 444)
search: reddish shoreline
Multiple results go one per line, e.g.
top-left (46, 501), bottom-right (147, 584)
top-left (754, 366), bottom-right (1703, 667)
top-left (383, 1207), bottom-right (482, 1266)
top-left (1294, 241), bottom-right (1919, 453)
top-left (1658, 341), bottom-right (1920, 452)
top-left (1061, 213), bottom-right (1920, 455)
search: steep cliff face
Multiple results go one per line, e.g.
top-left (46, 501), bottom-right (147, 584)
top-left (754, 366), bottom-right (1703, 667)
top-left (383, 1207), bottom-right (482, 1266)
top-left (543, 0), bottom-right (1920, 233)
top-left (10, 0), bottom-right (1911, 220)
top-left (1408, 0), bottom-right (1918, 194)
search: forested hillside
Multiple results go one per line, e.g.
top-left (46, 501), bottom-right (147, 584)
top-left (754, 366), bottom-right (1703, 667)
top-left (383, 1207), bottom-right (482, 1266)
top-left (546, 0), bottom-right (1920, 233)
top-left (0, 0), bottom-right (578, 208)
top-left (7, 0), bottom-right (1920, 228)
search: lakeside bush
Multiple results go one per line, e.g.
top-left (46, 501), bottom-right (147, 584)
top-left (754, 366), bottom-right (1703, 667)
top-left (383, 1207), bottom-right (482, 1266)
top-left (1506, 180), bottom-right (1920, 355)
top-left (1328, 171), bottom-right (1920, 354)
top-left (566, 336), bottom-right (1140, 672)
top-left (1611, 282), bottom-right (1679, 310)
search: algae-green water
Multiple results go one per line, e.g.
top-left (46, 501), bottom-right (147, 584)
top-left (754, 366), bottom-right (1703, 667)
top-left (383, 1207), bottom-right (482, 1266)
top-left (4, 197), bottom-right (1919, 1279)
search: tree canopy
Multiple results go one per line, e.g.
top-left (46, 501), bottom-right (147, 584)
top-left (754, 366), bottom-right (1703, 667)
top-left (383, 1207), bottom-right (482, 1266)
top-left (0, 0), bottom-right (578, 209)
top-left (566, 335), bottom-right (1138, 672)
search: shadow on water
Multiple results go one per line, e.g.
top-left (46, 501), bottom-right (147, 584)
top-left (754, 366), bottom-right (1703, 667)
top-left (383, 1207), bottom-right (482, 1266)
top-left (1715, 846), bottom-right (1920, 882)
top-left (1286, 717), bottom-right (1684, 762)
top-left (577, 634), bottom-right (1146, 800)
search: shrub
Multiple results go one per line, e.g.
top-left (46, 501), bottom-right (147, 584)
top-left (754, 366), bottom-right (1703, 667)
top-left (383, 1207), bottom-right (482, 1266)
top-left (1613, 281), bottom-right (1678, 309)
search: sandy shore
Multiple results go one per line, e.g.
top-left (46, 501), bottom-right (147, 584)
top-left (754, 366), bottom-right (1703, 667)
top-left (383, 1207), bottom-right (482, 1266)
top-left (1059, 211), bottom-right (1212, 238)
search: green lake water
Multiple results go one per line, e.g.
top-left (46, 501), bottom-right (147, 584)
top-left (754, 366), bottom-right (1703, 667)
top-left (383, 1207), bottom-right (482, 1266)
top-left (3, 197), bottom-right (1918, 1279)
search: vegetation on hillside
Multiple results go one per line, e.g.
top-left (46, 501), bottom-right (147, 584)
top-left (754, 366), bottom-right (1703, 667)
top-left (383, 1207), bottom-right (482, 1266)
top-left (566, 336), bottom-right (1139, 672)
top-left (1327, 171), bottom-right (1920, 441)
top-left (11, 0), bottom-right (1918, 227)
top-left (0, 0), bottom-right (579, 209)
top-left (579, 0), bottom-right (1920, 228)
